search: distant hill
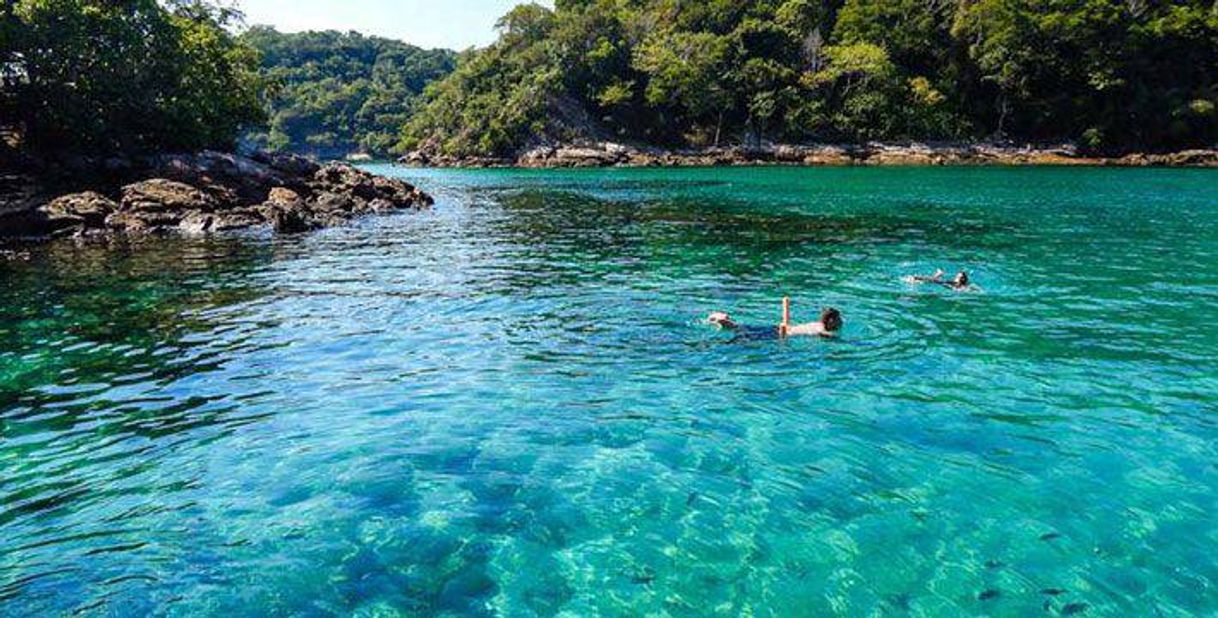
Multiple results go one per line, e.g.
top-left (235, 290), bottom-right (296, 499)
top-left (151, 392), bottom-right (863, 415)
top-left (241, 27), bottom-right (456, 159)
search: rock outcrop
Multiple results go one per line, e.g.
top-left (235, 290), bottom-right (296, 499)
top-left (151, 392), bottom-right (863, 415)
top-left (1, 151), bottom-right (433, 239)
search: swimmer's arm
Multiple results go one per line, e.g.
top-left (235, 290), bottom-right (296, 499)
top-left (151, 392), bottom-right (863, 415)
top-left (785, 322), bottom-right (831, 337)
top-left (779, 297), bottom-right (791, 337)
top-left (913, 269), bottom-right (946, 283)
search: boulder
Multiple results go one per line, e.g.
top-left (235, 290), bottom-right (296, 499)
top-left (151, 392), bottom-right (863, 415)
top-left (410, 187), bottom-right (435, 207)
top-left (39, 191), bottom-right (118, 232)
top-left (314, 163), bottom-right (381, 200)
top-left (266, 186), bottom-right (304, 206)
top-left (251, 150), bottom-right (321, 177)
top-left (370, 175), bottom-right (431, 208)
top-left (121, 179), bottom-right (215, 213)
top-left (266, 206), bottom-right (313, 234)
top-left (311, 191), bottom-right (358, 214)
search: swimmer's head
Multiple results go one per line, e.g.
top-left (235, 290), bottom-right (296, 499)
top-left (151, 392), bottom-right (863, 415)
top-left (707, 311), bottom-right (737, 329)
top-left (953, 271), bottom-right (970, 288)
top-left (821, 308), bottom-right (843, 332)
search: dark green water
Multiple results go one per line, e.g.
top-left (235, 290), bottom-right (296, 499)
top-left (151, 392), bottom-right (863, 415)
top-left (2, 166), bottom-right (1217, 616)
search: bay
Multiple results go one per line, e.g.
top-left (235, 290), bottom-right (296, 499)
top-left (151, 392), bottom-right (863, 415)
top-left (2, 166), bottom-right (1216, 616)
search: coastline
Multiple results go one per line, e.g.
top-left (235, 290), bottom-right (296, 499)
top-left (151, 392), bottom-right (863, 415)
top-left (398, 141), bottom-right (1218, 169)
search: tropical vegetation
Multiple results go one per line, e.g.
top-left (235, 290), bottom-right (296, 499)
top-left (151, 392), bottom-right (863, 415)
top-left (239, 28), bottom-right (455, 157)
top-left (2, 0), bottom-right (1214, 161)
top-left (1, 0), bottom-right (264, 156)
top-left (401, 0), bottom-right (1218, 156)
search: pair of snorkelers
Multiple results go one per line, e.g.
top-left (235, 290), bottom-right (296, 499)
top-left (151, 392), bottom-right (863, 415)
top-left (708, 298), bottom-right (843, 340)
top-left (706, 268), bottom-right (973, 339)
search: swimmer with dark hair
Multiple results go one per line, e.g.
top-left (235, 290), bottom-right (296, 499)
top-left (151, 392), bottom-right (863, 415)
top-left (907, 269), bottom-right (971, 290)
top-left (708, 298), bottom-right (842, 339)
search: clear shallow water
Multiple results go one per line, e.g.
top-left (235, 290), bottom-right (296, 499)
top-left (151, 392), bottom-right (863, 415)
top-left (2, 166), bottom-right (1217, 616)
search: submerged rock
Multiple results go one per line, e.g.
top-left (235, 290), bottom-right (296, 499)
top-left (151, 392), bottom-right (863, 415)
top-left (977, 589), bottom-right (1001, 601)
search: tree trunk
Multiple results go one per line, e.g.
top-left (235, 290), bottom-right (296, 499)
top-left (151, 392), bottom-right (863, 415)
top-left (996, 94), bottom-right (1010, 138)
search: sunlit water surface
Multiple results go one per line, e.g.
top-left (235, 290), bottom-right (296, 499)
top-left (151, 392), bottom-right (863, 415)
top-left (2, 166), bottom-right (1217, 616)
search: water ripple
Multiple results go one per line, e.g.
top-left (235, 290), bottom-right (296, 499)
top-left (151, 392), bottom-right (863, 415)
top-left (1, 166), bottom-right (1216, 615)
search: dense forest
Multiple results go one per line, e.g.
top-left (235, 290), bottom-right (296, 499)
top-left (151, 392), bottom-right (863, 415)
top-left (239, 28), bottom-right (455, 158)
top-left (2, 0), bottom-right (1215, 163)
top-left (1, 0), bottom-right (264, 156)
top-left (402, 0), bottom-right (1218, 157)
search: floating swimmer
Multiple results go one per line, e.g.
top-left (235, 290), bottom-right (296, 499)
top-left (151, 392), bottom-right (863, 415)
top-left (707, 297), bottom-right (842, 339)
top-left (906, 268), bottom-right (971, 290)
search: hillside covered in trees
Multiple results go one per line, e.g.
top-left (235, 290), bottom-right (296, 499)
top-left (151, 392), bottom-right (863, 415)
top-left (401, 0), bottom-right (1218, 157)
top-left (240, 28), bottom-right (455, 158)
top-left (2, 0), bottom-right (1214, 164)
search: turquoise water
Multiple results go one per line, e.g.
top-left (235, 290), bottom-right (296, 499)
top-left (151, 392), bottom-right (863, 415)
top-left (2, 166), bottom-right (1217, 616)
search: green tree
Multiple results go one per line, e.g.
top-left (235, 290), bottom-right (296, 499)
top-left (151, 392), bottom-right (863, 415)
top-left (9, 0), bottom-right (264, 155)
top-left (403, 0), bottom-right (1217, 156)
top-left (954, 0), bottom-right (1217, 149)
top-left (633, 30), bottom-right (734, 144)
top-left (239, 27), bottom-right (454, 157)
top-left (798, 42), bottom-right (902, 140)
top-left (400, 4), bottom-right (564, 156)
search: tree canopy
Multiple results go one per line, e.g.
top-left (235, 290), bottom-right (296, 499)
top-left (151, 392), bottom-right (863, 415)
top-left (2, 0), bottom-right (265, 156)
top-left (239, 27), bottom-right (455, 158)
top-left (4, 0), bottom-right (1213, 160)
top-left (402, 0), bottom-right (1218, 156)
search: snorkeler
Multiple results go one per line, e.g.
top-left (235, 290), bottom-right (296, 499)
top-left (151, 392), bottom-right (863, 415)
top-left (708, 298), bottom-right (842, 339)
top-left (907, 269), bottom-right (971, 290)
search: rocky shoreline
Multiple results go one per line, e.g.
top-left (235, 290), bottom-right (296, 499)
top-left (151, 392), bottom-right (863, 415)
top-left (0, 151), bottom-right (432, 241)
top-left (399, 141), bottom-right (1218, 169)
